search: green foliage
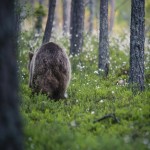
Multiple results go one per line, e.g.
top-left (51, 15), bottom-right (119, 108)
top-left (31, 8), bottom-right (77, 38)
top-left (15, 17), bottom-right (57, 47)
top-left (34, 4), bottom-right (46, 17)
top-left (19, 32), bottom-right (150, 150)
top-left (34, 3), bottom-right (46, 31)
top-left (115, 0), bottom-right (131, 26)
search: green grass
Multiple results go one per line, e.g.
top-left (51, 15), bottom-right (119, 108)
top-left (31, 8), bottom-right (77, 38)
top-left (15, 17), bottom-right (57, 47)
top-left (19, 31), bottom-right (150, 150)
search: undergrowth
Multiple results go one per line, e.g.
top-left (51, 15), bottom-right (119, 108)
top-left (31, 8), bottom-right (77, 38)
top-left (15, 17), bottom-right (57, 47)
top-left (19, 31), bottom-right (150, 150)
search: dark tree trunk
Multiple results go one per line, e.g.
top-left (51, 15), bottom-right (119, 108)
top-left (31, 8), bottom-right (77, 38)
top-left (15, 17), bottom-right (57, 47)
top-left (109, 0), bottom-right (115, 34)
top-left (70, 0), bottom-right (85, 55)
top-left (42, 0), bottom-right (56, 44)
top-left (14, 0), bottom-right (21, 36)
top-left (129, 0), bottom-right (145, 92)
top-left (98, 0), bottom-right (109, 77)
top-left (0, 1), bottom-right (23, 150)
top-left (63, 0), bottom-right (71, 35)
top-left (88, 0), bottom-right (95, 35)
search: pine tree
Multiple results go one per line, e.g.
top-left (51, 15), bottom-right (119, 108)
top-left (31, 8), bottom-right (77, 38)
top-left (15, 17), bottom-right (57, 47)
top-left (98, 0), bottom-right (109, 77)
top-left (70, 0), bottom-right (85, 55)
top-left (0, 0), bottom-right (23, 149)
top-left (42, 0), bottom-right (56, 44)
top-left (129, 0), bottom-right (145, 92)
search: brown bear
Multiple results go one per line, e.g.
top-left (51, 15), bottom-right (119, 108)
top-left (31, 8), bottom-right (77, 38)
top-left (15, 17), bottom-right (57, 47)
top-left (28, 42), bottom-right (71, 100)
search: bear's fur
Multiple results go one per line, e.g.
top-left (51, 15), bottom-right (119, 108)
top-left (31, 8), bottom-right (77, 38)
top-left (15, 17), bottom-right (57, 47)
top-left (28, 42), bottom-right (71, 100)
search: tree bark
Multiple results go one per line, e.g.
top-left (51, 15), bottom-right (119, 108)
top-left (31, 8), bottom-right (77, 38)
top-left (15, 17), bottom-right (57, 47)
top-left (129, 0), bottom-right (145, 92)
top-left (98, 0), bottom-right (109, 77)
top-left (0, 0), bottom-right (23, 149)
top-left (88, 0), bottom-right (95, 35)
top-left (63, 0), bottom-right (71, 35)
top-left (42, 0), bottom-right (56, 44)
top-left (14, 0), bottom-right (21, 36)
top-left (70, 0), bottom-right (85, 55)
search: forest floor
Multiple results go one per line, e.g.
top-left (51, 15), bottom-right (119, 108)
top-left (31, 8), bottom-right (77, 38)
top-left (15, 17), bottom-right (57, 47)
top-left (19, 31), bottom-right (150, 150)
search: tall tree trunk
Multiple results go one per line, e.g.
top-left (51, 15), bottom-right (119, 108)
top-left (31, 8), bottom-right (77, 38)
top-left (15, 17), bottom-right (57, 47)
top-left (42, 0), bottom-right (56, 44)
top-left (0, 1), bottom-right (23, 149)
top-left (88, 0), bottom-right (95, 35)
top-left (109, 0), bottom-right (115, 34)
top-left (63, 0), bottom-right (71, 35)
top-left (129, 0), bottom-right (145, 92)
top-left (98, 0), bottom-right (109, 77)
top-left (70, 0), bottom-right (85, 55)
top-left (15, 0), bottom-right (21, 36)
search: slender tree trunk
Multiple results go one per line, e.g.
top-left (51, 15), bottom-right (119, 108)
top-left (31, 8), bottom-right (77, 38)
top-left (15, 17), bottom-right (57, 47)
top-left (88, 0), bottom-right (95, 35)
top-left (129, 0), bottom-right (145, 92)
top-left (0, 1), bottom-right (23, 149)
top-left (15, 0), bottom-right (21, 36)
top-left (109, 0), bottom-right (115, 34)
top-left (98, 0), bottom-right (109, 77)
top-left (63, 0), bottom-right (71, 35)
top-left (42, 0), bottom-right (56, 44)
top-left (70, 0), bottom-right (85, 55)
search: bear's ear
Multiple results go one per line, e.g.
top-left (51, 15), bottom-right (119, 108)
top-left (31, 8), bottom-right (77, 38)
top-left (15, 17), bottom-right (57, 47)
top-left (29, 51), bottom-right (34, 61)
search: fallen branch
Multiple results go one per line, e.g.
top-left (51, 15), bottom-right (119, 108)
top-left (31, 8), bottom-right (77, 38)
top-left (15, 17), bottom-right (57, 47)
top-left (93, 113), bottom-right (120, 124)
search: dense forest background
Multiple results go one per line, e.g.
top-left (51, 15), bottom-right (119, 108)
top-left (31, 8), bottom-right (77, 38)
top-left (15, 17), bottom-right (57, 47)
top-left (21, 0), bottom-right (150, 36)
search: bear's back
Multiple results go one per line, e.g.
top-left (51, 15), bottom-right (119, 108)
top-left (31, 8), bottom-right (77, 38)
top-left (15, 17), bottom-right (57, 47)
top-left (38, 42), bottom-right (63, 55)
top-left (31, 42), bottom-right (71, 97)
top-left (34, 42), bottom-right (70, 74)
